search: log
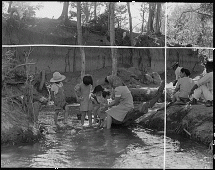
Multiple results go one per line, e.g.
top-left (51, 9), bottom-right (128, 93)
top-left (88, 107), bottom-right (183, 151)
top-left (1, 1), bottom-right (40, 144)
top-left (112, 81), bottom-right (165, 126)
top-left (129, 87), bottom-right (159, 102)
top-left (39, 70), bottom-right (45, 91)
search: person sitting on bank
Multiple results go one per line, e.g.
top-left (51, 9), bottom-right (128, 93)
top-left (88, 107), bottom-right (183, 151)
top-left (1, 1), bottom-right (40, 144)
top-left (101, 75), bottom-right (134, 129)
top-left (171, 62), bottom-right (183, 86)
top-left (189, 59), bottom-right (213, 107)
top-left (172, 68), bottom-right (195, 103)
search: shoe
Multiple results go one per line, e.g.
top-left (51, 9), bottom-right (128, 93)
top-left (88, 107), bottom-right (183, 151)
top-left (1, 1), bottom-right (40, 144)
top-left (205, 100), bottom-right (212, 107)
top-left (190, 98), bottom-right (197, 105)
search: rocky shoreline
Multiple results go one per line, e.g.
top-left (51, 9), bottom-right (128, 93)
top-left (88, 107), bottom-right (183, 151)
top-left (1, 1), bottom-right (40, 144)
top-left (137, 103), bottom-right (213, 149)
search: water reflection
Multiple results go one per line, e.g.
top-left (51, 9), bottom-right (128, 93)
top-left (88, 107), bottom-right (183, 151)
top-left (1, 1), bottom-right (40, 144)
top-left (1, 124), bottom-right (212, 168)
top-left (2, 125), bottom-right (148, 168)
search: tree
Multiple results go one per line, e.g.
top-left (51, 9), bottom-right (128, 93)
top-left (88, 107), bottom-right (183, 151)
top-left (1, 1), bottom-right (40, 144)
top-left (94, 2), bottom-right (97, 20)
top-left (4, 1), bottom-right (43, 20)
top-left (115, 3), bottom-right (127, 29)
top-left (127, 2), bottom-right (133, 46)
top-left (167, 3), bottom-right (213, 47)
top-left (77, 2), bottom-right (85, 80)
top-left (155, 3), bottom-right (161, 34)
top-left (140, 3), bottom-right (148, 33)
top-left (110, 2), bottom-right (117, 76)
top-left (58, 2), bottom-right (69, 25)
top-left (147, 3), bottom-right (156, 33)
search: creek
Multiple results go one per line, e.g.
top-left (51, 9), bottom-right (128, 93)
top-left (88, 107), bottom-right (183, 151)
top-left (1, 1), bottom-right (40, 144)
top-left (1, 106), bottom-right (213, 169)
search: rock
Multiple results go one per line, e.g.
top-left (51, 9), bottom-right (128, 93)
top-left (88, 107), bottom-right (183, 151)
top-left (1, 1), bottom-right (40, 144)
top-left (129, 87), bottom-right (160, 102)
top-left (141, 74), bottom-right (154, 84)
top-left (127, 67), bottom-right (142, 78)
top-left (151, 72), bottom-right (162, 85)
top-left (181, 105), bottom-right (213, 145)
top-left (138, 103), bottom-right (213, 146)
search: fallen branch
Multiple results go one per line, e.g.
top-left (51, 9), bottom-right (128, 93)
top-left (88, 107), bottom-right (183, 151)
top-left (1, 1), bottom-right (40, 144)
top-left (183, 128), bottom-right (191, 136)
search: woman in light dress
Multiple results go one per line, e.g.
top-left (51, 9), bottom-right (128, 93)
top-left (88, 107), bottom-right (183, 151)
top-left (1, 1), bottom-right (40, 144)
top-left (101, 75), bottom-right (134, 129)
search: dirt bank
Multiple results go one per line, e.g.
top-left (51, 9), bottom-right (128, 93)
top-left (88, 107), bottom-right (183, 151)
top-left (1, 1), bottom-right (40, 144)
top-left (1, 98), bottom-right (42, 145)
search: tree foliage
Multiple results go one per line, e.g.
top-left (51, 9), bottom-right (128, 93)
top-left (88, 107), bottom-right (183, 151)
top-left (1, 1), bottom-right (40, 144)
top-left (5, 1), bottom-right (43, 19)
top-left (167, 3), bottom-right (213, 47)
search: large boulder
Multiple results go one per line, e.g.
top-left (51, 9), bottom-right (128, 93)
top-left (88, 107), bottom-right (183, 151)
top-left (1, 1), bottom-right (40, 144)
top-left (181, 105), bottom-right (213, 145)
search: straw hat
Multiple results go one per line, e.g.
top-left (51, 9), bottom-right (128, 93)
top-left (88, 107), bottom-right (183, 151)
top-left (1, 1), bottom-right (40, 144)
top-left (50, 72), bottom-right (66, 82)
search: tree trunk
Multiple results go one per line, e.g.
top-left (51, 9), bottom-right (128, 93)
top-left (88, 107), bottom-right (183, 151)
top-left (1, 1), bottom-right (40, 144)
top-left (110, 2), bottom-right (117, 76)
top-left (83, 2), bottom-right (90, 24)
top-left (58, 2), bottom-right (69, 25)
top-left (107, 3), bottom-right (110, 37)
top-left (147, 3), bottom-right (155, 33)
top-left (73, 36), bottom-right (77, 72)
top-left (7, 1), bottom-right (13, 13)
top-left (127, 2), bottom-right (133, 65)
top-left (94, 2), bottom-right (97, 20)
top-left (155, 3), bottom-right (161, 34)
top-left (141, 9), bottom-right (145, 33)
top-left (77, 2), bottom-right (85, 80)
top-left (39, 70), bottom-right (45, 91)
top-left (127, 2), bottom-right (133, 46)
top-left (64, 2), bottom-right (69, 25)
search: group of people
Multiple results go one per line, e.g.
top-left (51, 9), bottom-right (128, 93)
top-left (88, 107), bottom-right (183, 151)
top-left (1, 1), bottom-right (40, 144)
top-left (48, 58), bottom-right (213, 129)
top-left (171, 59), bottom-right (213, 107)
top-left (49, 72), bottom-right (134, 129)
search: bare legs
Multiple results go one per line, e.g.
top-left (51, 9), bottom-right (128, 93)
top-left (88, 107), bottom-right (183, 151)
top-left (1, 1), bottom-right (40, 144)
top-left (63, 105), bottom-right (69, 124)
top-left (81, 111), bottom-right (92, 127)
top-left (106, 114), bottom-right (112, 129)
top-left (54, 110), bottom-right (60, 125)
top-left (54, 105), bottom-right (69, 125)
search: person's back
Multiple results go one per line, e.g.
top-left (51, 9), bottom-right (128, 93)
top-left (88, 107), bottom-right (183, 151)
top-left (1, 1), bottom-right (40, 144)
top-left (177, 77), bottom-right (195, 98)
top-left (115, 86), bottom-right (134, 108)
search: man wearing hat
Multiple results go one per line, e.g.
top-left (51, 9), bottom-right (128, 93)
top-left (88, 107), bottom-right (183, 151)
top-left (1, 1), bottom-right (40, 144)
top-left (50, 72), bottom-right (69, 125)
top-left (172, 62), bottom-right (183, 86)
top-left (189, 60), bottom-right (213, 107)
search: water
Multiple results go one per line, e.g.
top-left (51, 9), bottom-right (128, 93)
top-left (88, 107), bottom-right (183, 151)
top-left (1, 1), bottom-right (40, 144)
top-left (1, 107), bottom-right (213, 168)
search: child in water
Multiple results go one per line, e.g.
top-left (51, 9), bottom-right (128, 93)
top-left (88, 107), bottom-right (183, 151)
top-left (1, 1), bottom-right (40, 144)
top-left (50, 72), bottom-right (69, 125)
top-left (92, 85), bottom-right (111, 127)
top-left (74, 74), bottom-right (93, 128)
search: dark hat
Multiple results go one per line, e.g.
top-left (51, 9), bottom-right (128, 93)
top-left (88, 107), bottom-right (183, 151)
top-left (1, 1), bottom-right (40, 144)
top-left (93, 85), bottom-right (104, 94)
top-left (171, 62), bottom-right (179, 68)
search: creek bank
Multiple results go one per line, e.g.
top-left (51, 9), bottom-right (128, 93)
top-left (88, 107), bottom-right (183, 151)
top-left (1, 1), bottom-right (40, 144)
top-left (137, 103), bottom-right (213, 148)
top-left (1, 98), bottom-right (43, 145)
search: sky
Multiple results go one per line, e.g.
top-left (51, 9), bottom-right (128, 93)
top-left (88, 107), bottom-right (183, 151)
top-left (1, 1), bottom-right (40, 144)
top-left (30, 1), bottom-right (147, 31)
top-left (3, 2), bottom-right (181, 32)
top-left (32, 2), bottom-right (144, 19)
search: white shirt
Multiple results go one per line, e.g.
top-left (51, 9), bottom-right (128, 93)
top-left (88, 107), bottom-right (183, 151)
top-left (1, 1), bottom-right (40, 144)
top-left (197, 72), bottom-right (213, 92)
